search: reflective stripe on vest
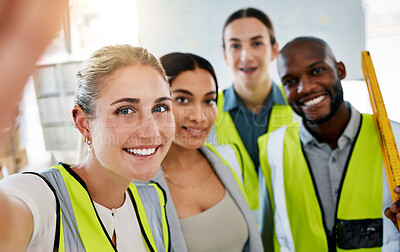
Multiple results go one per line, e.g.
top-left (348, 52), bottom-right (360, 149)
top-left (265, 124), bottom-right (295, 251)
top-left (259, 115), bottom-right (399, 251)
top-left (37, 164), bottom-right (169, 252)
top-left (129, 182), bottom-right (170, 252)
top-left (204, 143), bottom-right (247, 202)
top-left (213, 88), bottom-right (295, 214)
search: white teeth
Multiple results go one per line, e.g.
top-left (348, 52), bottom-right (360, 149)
top-left (241, 68), bottom-right (255, 72)
top-left (186, 128), bottom-right (202, 133)
top-left (126, 148), bottom-right (156, 156)
top-left (304, 95), bottom-right (325, 107)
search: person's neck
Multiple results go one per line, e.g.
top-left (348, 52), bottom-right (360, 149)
top-left (161, 143), bottom-right (203, 173)
top-left (72, 156), bottom-right (129, 209)
top-left (305, 103), bottom-right (350, 150)
top-left (234, 78), bottom-right (273, 114)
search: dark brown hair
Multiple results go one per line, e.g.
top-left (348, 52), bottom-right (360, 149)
top-left (160, 52), bottom-right (219, 101)
top-left (222, 7), bottom-right (276, 48)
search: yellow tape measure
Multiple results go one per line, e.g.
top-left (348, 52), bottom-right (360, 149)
top-left (361, 51), bottom-right (400, 204)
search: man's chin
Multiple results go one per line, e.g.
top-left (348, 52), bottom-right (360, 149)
top-left (303, 113), bottom-right (333, 126)
top-left (292, 107), bottom-right (333, 126)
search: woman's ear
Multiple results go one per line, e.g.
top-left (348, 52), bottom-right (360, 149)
top-left (72, 105), bottom-right (91, 139)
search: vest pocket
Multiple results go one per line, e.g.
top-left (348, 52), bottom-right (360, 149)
top-left (336, 218), bottom-right (383, 249)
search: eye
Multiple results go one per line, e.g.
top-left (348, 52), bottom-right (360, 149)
top-left (312, 67), bottom-right (325, 75)
top-left (282, 79), bottom-right (297, 87)
top-left (253, 41), bottom-right (263, 47)
top-left (153, 104), bottom-right (169, 113)
top-left (176, 97), bottom-right (190, 104)
top-left (116, 107), bottom-right (134, 115)
top-left (230, 43), bottom-right (241, 50)
top-left (206, 99), bottom-right (216, 106)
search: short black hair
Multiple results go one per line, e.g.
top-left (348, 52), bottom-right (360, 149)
top-left (160, 52), bottom-right (219, 101)
top-left (222, 7), bottom-right (276, 48)
top-left (280, 36), bottom-right (336, 63)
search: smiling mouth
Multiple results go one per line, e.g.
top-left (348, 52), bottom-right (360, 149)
top-left (182, 126), bottom-right (206, 135)
top-left (239, 67), bottom-right (257, 73)
top-left (303, 95), bottom-right (326, 107)
top-left (184, 127), bottom-right (203, 133)
top-left (124, 147), bottom-right (157, 156)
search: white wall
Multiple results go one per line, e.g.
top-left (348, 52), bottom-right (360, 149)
top-left (136, 0), bottom-right (364, 89)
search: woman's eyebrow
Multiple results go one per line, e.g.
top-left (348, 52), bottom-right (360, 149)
top-left (155, 97), bottom-right (172, 103)
top-left (204, 91), bottom-right (217, 96)
top-left (110, 97), bottom-right (140, 105)
top-left (172, 89), bottom-right (193, 96)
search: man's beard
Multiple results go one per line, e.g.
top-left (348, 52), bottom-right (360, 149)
top-left (291, 79), bottom-right (344, 126)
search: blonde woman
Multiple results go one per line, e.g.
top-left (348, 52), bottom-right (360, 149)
top-left (0, 45), bottom-right (175, 252)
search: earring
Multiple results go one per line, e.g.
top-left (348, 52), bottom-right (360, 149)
top-left (85, 138), bottom-right (93, 153)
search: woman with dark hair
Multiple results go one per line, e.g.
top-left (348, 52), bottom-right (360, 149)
top-left (151, 52), bottom-right (263, 252)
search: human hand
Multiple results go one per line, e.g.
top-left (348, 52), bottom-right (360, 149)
top-left (384, 186), bottom-right (400, 231)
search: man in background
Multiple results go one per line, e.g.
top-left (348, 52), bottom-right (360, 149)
top-left (259, 36), bottom-right (399, 250)
top-left (207, 7), bottom-right (297, 250)
top-left (209, 4), bottom-right (295, 228)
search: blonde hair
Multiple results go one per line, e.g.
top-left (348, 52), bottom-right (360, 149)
top-left (75, 45), bottom-right (167, 115)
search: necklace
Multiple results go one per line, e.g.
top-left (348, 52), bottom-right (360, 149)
top-left (164, 169), bottom-right (213, 189)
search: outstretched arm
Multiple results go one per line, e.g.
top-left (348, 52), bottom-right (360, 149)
top-left (0, 188), bottom-right (33, 251)
top-left (0, 0), bottom-right (65, 133)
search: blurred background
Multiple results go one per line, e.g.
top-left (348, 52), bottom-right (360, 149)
top-left (1, 0), bottom-right (399, 176)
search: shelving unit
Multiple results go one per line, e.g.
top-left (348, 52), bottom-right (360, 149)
top-left (33, 59), bottom-right (82, 152)
top-left (0, 127), bottom-right (28, 174)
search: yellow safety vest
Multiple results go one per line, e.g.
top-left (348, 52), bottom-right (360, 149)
top-left (259, 114), bottom-right (399, 251)
top-left (213, 86), bottom-right (294, 213)
top-left (33, 163), bottom-right (170, 252)
top-left (204, 143), bottom-right (248, 202)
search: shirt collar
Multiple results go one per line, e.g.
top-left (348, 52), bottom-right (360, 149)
top-left (223, 83), bottom-right (286, 112)
top-left (223, 84), bottom-right (241, 112)
top-left (299, 102), bottom-right (361, 150)
top-left (269, 84), bottom-right (287, 106)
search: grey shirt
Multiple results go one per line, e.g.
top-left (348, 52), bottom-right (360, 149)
top-left (299, 102), bottom-right (361, 234)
